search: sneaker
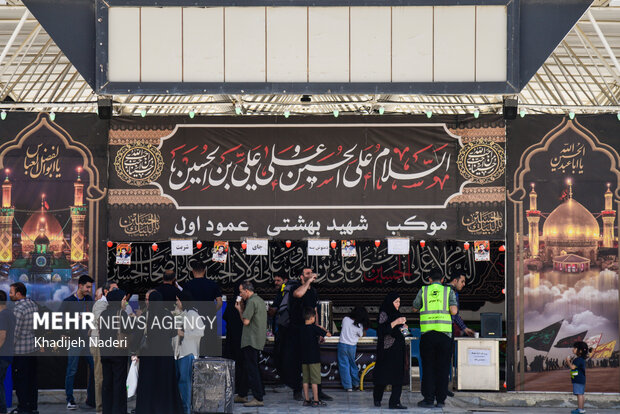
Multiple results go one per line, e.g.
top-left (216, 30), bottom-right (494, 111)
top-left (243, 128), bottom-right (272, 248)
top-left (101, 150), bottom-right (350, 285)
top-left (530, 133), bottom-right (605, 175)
top-left (66, 401), bottom-right (77, 410)
top-left (234, 395), bottom-right (248, 403)
top-left (346, 388), bottom-right (353, 392)
top-left (243, 399), bottom-right (264, 407)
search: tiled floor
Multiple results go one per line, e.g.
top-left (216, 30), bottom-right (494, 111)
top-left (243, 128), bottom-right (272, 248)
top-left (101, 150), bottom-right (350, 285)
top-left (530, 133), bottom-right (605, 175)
top-left (22, 389), bottom-right (620, 413)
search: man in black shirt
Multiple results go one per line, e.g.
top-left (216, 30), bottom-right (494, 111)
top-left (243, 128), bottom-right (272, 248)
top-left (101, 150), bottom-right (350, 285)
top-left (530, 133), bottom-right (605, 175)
top-left (183, 260), bottom-right (222, 310)
top-left (183, 260), bottom-right (222, 356)
top-left (269, 275), bottom-right (288, 387)
top-left (268, 275), bottom-right (288, 329)
top-left (61, 275), bottom-right (95, 409)
top-left (156, 269), bottom-right (181, 311)
top-left (282, 267), bottom-right (333, 401)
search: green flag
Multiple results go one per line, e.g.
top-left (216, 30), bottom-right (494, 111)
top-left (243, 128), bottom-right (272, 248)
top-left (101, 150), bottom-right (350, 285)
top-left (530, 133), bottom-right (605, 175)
top-left (554, 331), bottom-right (587, 348)
top-left (523, 321), bottom-right (563, 352)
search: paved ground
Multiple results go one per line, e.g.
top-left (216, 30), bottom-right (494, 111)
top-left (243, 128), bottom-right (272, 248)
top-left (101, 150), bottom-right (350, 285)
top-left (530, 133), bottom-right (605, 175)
top-left (522, 368), bottom-right (620, 393)
top-left (18, 390), bottom-right (620, 413)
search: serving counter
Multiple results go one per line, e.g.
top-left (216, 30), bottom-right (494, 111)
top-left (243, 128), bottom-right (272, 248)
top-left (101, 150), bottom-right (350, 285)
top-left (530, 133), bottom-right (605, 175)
top-left (255, 336), bottom-right (416, 390)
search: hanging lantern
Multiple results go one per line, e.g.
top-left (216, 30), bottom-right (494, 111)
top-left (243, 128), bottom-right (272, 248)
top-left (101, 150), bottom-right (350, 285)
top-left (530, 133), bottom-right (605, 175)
top-left (106, 241), bottom-right (113, 248)
top-left (151, 243), bottom-right (158, 252)
top-left (196, 240), bottom-right (203, 249)
top-left (374, 240), bottom-right (381, 247)
top-left (464, 242), bottom-right (470, 251)
top-left (499, 245), bottom-right (506, 252)
top-left (419, 240), bottom-right (426, 248)
top-left (241, 240), bottom-right (247, 250)
top-left (330, 240), bottom-right (337, 249)
top-left (285, 240), bottom-right (292, 248)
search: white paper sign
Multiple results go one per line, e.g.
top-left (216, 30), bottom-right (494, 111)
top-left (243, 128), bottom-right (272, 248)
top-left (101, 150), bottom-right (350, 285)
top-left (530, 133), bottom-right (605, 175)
top-left (171, 239), bottom-right (193, 256)
top-left (467, 348), bottom-right (491, 366)
top-left (387, 238), bottom-right (410, 255)
top-left (246, 239), bottom-right (268, 256)
top-left (307, 239), bottom-right (330, 256)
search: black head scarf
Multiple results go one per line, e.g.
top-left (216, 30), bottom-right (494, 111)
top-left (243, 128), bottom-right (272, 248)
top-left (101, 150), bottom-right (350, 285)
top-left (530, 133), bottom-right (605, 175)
top-left (379, 292), bottom-right (402, 323)
top-left (106, 289), bottom-right (126, 312)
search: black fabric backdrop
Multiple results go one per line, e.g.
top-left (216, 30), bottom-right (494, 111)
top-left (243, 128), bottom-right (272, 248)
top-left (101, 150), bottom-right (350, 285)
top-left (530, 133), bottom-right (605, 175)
top-left (109, 115), bottom-right (505, 241)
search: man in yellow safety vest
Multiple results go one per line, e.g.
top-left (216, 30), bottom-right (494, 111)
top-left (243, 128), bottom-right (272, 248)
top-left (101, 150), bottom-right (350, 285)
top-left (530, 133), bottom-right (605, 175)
top-left (412, 268), bottom-right (458, 409)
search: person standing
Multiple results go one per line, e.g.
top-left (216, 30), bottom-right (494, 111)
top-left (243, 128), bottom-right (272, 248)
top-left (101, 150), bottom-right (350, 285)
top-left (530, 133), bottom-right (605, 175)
top-left (61, 275), bottom-right (95, 410)
top-left (444, 273), bottom-right (475, 397)
top-left (135, 291), bottom-right (184, 414)
top-left (413, 268), bottom-right (458, 408)
top-left (300, 308), bottom-right (330, 407)
top-left (10, 282), bottom-right (39, 414)
top-left (173, 290), bottom-right (205, 414)
top-left (99, 289), bottom-right (130, 414)
top-left (156, 269), bottom-right (182, 311)
top-left (183, 260), bottom-right (222, 311)
top-left (182, 260), bottom-right (222, 356)
top-left (446, 273), bottom-right (475, 338)
top-left (567, 341), bottom-right (590, 414)
top-left (284, 267), bottom-right (332, 401)
top-left (0, 290), bottom-right (15, 414)
top-left (223, 284), bottom-right (245, 396)
top-left (338, 306), bottom-right (369, 391)
top-left (269, 274), bottom-right (288, 385)
top-left (373, 293), bottom-right (407, 410)
top-left (268, 275), bottom-right (288, 331)
top-left (234, 281), bottom-right (267, 408)
top-left (90, 282), bottom-right (118, 413)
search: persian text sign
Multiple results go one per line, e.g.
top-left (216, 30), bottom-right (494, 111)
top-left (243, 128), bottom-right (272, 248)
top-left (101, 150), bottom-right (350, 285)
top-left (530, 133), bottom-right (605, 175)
top-left (153, 124), bottom-right (461, 208)
top-left (110, 122), bottom-right (505, 240)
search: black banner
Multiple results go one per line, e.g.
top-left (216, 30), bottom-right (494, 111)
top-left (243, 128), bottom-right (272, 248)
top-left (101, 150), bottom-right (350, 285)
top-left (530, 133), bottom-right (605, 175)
top-left (109, 117), bottom-right (505, 241)
top-left (107, 240), bottom-right (505, 311)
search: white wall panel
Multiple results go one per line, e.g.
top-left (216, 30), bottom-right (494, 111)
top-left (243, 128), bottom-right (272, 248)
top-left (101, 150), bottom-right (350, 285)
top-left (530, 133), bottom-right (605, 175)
top-left (225, 7), bottom-right (266, 82)
top-left (267, 7), bottom-right (307, 82)
top-left (392, 6), bottom-right (433, 82)
top-left (108, 8), bottom-right (140, 82)
top-left (141, 7), bottom-right (182, 82)
top-left (106, 5), bottom-right (509, 85)
top-left (476, 6), bottom-right (507, 82)
top-left (350, 7), bottom-right (390, 82)
top-left (308, 7), bottom-right (349, 82)
top-left (183, 8), bottom-right (224, 82)
top-left (434, 6), bottom-right (476, 82)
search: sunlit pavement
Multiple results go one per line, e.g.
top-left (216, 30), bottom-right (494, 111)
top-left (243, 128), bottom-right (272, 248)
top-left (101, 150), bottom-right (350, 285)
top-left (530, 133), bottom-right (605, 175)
top-left (25, 389), bottom-right (620, 413)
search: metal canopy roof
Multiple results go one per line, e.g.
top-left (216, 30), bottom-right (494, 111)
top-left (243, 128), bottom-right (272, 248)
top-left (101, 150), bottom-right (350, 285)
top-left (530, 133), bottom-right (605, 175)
top-left (0, 0), bottom-right (619, 117)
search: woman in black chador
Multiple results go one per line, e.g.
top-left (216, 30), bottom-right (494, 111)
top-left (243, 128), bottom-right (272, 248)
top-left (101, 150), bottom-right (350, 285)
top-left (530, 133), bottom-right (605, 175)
top-left (135, 291), bottom-right (183, 414)
top-left (373, 292), bottom-right (408, 410)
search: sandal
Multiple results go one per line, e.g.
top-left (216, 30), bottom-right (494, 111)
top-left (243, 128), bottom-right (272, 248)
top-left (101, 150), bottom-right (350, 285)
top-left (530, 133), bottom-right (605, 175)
top-left (303, 400), bottom-right (313, 406)
top-left (312, 400), bottom-right (327, 407)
